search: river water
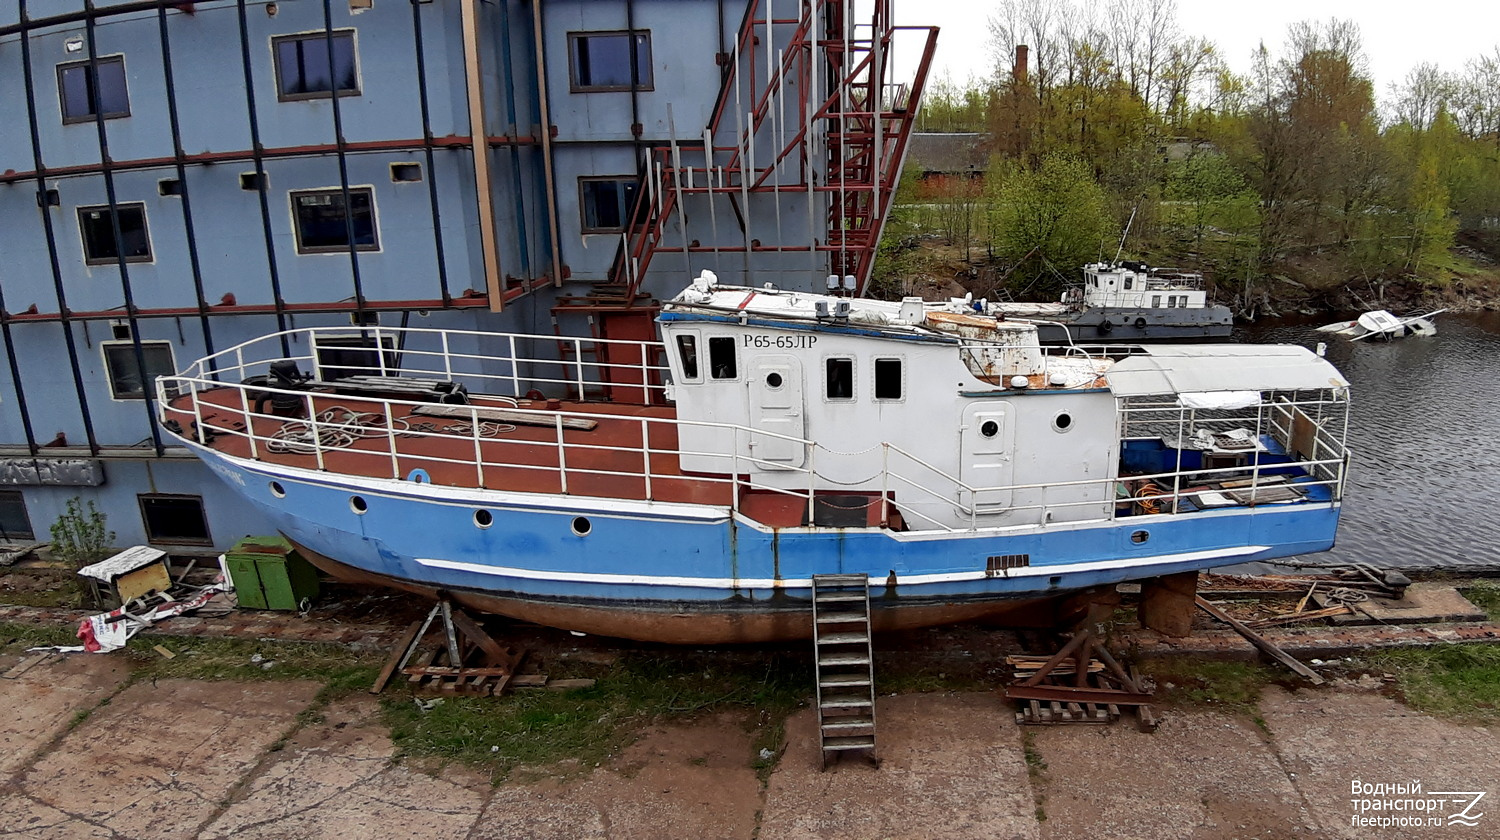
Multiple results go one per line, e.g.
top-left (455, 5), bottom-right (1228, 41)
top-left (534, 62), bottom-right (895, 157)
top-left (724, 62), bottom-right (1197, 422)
top-left (1236, 311), bottom-right (1500, 570)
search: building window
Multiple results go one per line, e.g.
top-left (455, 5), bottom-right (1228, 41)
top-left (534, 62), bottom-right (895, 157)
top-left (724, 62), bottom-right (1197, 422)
top-left (579, 177), bottom-right (639, 233)
top-left (0, 492), bottom-right (34, 542)
top-left (568, 31), bottom-right (653, 91)
top-left (826, 358), bottom-right (854, 401)
top-left (139, 494), bottom-right (212, 545)
top-left (79, 203), bottom-right (151, 265)
top-left (273, 31), bottom-right (359, 101)
top-left (290, 188), bottom-right (378, 254)
top-left (874, 358), bottom-right (902, 401)
top-left (104, 341), bottom-right (177, 400)
top-left (58, 56), bottom-right (129, 124)
top-left (708, 336), bottom-right (737, 380)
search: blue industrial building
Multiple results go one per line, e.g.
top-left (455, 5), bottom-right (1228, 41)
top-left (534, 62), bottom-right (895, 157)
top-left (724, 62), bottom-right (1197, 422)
top-left (0, 0), bottom-right (933, 552)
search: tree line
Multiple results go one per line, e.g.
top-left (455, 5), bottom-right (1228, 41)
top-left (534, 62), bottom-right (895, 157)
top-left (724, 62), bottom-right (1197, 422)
top-left (883, 0), bottom-right (1500, 312)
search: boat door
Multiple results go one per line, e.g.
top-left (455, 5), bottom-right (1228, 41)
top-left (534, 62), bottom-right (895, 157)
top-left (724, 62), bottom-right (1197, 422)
top-left (747, 355), bottom-right (806, 469)
top-left (958, 401), bottom-right (1014, 514)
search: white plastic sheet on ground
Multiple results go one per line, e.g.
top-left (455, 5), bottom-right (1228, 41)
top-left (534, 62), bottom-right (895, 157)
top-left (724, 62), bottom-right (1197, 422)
top-left (76, 581), bottom-right (231, 653)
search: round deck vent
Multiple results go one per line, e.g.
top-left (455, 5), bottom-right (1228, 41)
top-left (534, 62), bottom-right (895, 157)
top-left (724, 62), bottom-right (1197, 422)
top-left (269, 481), bottom-right (286, 498)
top-left (474, 509), bottom-right (493, 529)
top-left (571, 516), bottom-right (592, 536)
top-left (350, 495), bottom-right (368, 514)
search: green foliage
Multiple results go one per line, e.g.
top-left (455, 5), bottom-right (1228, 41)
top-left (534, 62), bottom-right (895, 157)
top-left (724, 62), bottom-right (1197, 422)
top-left (1368, 644), bottom-right (1500, 722)
top-left (1461, 582), bottom-right (1500, 622)
top-left (987, 154), bottom-right (1112, 293)
top-left (48, 497), bottom-right (115, 569)
top-left (1139, 659), bottom-right (1274, 712)
top-left (381, 651), bottom-right (808, 779)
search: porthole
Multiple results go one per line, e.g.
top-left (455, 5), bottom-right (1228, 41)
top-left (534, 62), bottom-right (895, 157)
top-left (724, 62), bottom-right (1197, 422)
top-left (1053, 412), bottom-right (1074, 433)
top-left (1131, 530), bottom-right (1149, 544)
top-left (350, 495), bottom-right (367, 514)
top-left (766, 371), bottom-right (784, 389)
top-left (269, 481), bottom-right (286, 498)
top-left (980, 420), bottom-right (999, 438)
top-left (474, 509), bottom-right (493, 529)
top-left (571, 516), bottom-right (592, 536)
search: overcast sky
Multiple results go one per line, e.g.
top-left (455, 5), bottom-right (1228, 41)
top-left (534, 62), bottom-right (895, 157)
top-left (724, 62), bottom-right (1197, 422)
top-left (886, 0), bottom-right (1497, 104)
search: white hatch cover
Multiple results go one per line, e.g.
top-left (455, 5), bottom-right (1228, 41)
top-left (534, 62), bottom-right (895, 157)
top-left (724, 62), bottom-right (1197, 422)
top-left (1104, 346), bottom-right (1349, 397)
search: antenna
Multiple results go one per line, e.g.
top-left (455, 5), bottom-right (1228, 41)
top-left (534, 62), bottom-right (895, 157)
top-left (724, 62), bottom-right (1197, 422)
top-left (1113, 202), bottom-right (1139, 266)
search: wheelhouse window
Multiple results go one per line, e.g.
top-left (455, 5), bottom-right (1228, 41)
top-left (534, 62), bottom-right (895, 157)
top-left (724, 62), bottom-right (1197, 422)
top-left (1151, 294), bottom-right (1161, 308)
top-left (568, 31), bottom-right (653, 91)
top-left (708, 336), bottom-right (737, 380)
top-left (579, 177), bottom-right (639, 233)
top-left (138, 494), bottom-right (211, 545)
top-left (103, 341), bottom-right (177, 400)
top-left (79, 203), bottom-right (151, 265)
top-left (273, 31), bottom-right (359, 101)
top-left (58, 56), bottom-right (129, 124)
top-left (0, 492), bottom-right (34, 542)
top-left (826, 358), bottom-right (854, 401)
top-left (291, 188), bottom-right (378, 254)
top-left (873, 358), bottom-right (902, 401)
top-left (675, 334), bottom-right (700, 381)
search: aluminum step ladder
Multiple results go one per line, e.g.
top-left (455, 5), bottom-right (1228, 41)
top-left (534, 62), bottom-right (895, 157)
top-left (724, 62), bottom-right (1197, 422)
top-left (812, 573), bottom-right (876, 768)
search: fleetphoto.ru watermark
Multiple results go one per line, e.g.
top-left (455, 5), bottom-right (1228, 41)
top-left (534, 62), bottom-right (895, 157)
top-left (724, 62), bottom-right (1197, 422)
top-left (1351, 780), bottom-right (1486, 829)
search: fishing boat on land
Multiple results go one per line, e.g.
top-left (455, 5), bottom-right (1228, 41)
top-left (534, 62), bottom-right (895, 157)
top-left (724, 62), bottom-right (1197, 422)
top-left (988, 262), bottom-right (1235, 344)
top-left (157, 271), bottom-right (1352, 643)
top-left (1317, 309), bottom-right (1446, 341)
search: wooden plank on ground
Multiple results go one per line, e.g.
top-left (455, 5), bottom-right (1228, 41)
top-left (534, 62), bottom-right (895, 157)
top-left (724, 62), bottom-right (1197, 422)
top-left (370, 620), bottom-right (424, 694)
top-left (412, 403), bottom-right (598, 431)
top-left (445, 608), bottom-right (510, 664)
top-left (1196, 595), bottom-right (1325, 685)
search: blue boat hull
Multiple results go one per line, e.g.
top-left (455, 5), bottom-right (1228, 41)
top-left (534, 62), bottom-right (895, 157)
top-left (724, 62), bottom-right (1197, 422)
top-left (197, 445), bottom-right (1339, 642)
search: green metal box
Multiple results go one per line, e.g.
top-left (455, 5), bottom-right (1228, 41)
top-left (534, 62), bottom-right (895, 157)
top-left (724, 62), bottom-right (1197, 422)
top-left (226, 535), bottom-right (320, 611)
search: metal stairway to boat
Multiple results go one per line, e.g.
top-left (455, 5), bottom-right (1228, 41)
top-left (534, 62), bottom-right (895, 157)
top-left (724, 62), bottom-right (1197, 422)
top-left (812, 573), bottom-right (877, 768)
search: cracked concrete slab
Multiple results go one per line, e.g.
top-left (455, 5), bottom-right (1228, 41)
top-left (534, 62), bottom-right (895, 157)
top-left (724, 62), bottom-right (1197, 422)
top-left (0, 654), bottom-right (131, 779)
top-left (475, 710), bottom-right (763, 840)
top-left (200, 696), bottom-right (491, 840)
top-left (1260, 687), bottom-right (1500, 839)
top-left (757, 693), bottom-right (1040, 840)
top-left (1031, 710), bottom-right (1317, 839)
top-left (0, 678), bottom-right (320, 840)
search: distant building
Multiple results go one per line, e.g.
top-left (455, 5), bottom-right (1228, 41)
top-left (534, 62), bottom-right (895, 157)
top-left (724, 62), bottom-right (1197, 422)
top-left (0, 0), bottom-right (934, 551)
top-left (906, 132), bottom-right (988, 178)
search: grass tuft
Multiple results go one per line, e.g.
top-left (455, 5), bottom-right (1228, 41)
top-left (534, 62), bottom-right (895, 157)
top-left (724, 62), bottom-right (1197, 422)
top-left (1460, 582), bottom-right (1500, 622)
top-left (1366, 644), bottom-right (1500, 722)
top-left (1139, 659), bottom-right (1275, 712)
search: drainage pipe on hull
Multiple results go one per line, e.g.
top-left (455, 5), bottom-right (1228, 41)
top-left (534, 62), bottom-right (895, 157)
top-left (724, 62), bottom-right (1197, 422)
top-left (460, 0), bottom-right (506, 312)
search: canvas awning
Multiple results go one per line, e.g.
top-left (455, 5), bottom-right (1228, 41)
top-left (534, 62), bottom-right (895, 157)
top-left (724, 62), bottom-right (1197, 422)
top-left (1104, 346), bottom-right (1349, 397)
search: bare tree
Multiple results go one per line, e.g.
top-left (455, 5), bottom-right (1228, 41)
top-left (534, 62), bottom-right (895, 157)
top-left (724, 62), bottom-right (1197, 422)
top-left (1387, 63), bottom-right (1453, 130)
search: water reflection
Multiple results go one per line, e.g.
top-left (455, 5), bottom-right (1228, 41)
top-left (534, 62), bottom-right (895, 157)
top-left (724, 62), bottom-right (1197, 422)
top-left (1235, 311), bottom-right (1500, 569)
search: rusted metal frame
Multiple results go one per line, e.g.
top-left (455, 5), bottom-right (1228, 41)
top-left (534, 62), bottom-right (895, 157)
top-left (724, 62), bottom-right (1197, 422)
top-left (18, 0), bottom-right (100, 455)
top-left (319, 0), bottom-right (366, 316)
top-left (0, 0), bottom-right (194, 37)
top-left (731, 12), bottom-right (816, 182)
top-left (492, 0), bottom-right (533, 280)
top-left (850, 25), bottom-right (937, 289)
top-left (460, 0), bottom-right (505, 310)
top-left (0, 280), bottom-right (39, 455)
top-left (156, 2), bottom-right (217, 378)
top-left (0, 138), bottom-right (534, 187)
top-left (84, 0), bottom-right (165, 456)
top-left (408, 1), bottom-right (453, 307)
top-left (236, 0), bottom-right (291, 356)
top-left (530, 0), bottom-right (564, 290)
top-left (2, 296), bottom-right (491, 325)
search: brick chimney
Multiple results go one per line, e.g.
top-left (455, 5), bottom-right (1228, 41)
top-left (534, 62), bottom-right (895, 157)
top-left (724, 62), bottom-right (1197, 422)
top-left (1014, 44), bottom-right (1029, 84)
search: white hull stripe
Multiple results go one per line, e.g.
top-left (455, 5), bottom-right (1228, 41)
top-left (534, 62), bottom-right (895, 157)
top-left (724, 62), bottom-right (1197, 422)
top-left (413, 545), bottom-right (1266, 590)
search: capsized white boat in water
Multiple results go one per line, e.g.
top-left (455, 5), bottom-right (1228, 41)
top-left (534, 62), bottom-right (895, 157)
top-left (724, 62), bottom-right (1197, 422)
top-left (156, 271), bottom-right (1354, 643)
top-left (1317, 309), bottom-right (1446, 341)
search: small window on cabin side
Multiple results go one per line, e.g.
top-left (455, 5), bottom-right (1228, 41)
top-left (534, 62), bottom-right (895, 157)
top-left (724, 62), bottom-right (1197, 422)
top-left (708, 336), bottom-right (737, 380)
top-left (79, 203), bottom-right (151, 264)
top-left (1151, 294), bottom-right (1161, 308)
top-left (874, 358), bottom-right (902, 400)
top-left (1123, 276), bottom-right (1134, 290)
top-left (676, 334), bottom-right (699, 380)
top-left (273, 31), bottom-right (360, 101)
top-left (826, 358), bottom-right (853, 400)
top-left (58, 56), bottom-right (129, 124)
top-left (569, 31), bottom-right (653, 91)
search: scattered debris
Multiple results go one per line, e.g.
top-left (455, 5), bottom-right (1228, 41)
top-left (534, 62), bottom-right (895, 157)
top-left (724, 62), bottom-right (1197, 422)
top-left (1195, 596), bottom-right (1325, 685)
top-left (1003, 624), bottom-right (1158, 731)
top-left (153, 645), bottom-right (177, 660)
top-left (371, 600), bottom-right (525, 697)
